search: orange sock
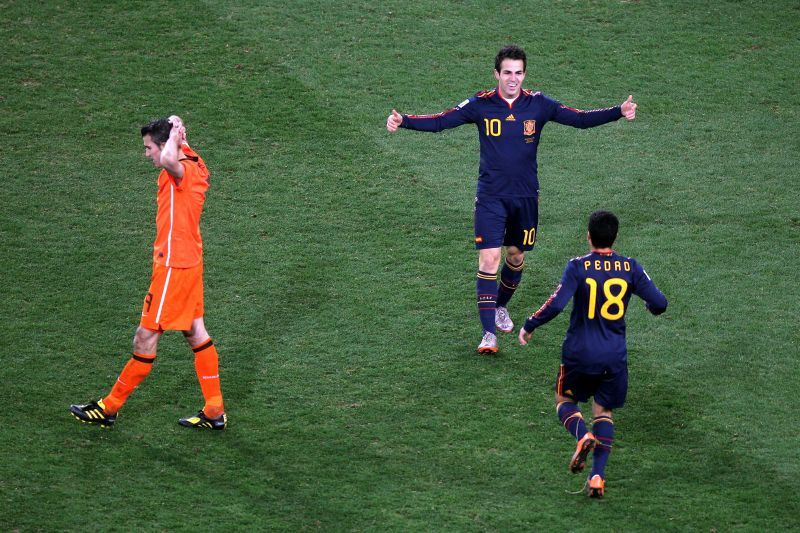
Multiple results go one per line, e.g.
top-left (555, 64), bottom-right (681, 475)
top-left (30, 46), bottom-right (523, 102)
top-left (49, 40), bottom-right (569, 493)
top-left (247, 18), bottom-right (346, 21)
top-left (192, 339), bottom-right (224, 418)
top-left (102, 352), bottom-right (156, 414)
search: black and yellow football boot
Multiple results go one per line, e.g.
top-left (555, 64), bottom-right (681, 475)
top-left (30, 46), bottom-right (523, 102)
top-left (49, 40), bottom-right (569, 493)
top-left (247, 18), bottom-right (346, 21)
top-left (69, 400), bottom-right (116, 428)
top-left (178, 411), bottom-right (227, 430)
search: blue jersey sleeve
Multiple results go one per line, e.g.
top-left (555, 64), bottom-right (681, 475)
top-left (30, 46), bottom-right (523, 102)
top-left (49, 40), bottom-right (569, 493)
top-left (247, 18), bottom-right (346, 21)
top-left (523, 261), bottom-right (580, 331)
top-left (631, 261), bottom-right (668, 315)
top-left (399, 96), bottom-right (477, 132)
top-left (544, 94), bottom-right (623, 129)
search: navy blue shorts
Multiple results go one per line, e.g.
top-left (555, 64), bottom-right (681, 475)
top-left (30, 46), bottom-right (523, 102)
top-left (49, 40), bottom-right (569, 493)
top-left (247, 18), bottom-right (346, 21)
top-left (555, 364), bottom-right (628, 409)
top-left (473, 196), bottom-right (539, 250)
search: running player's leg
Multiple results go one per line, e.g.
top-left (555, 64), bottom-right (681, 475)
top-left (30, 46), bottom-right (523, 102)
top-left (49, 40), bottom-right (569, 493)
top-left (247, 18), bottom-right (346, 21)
top-left (171, 264), bottom-right (226, 429)
top-left (587, 367), bottom-right (627, 497)
top-left (100, 326), bottom-right (160, 414)
top-left (100, 263), bottom-right (172, 415)
top-left (474, 197), bottom-right (508, 352)
top-left (70, 269), bottom-right (165, 426)
top-left (183, 317), bottom-right (225, 420)
top-left (555, 365), bottom-right (597, 473)
top-left (588, 401), bottom-right (613, 497)
top-left (497, 246), bottom-right (524, 310)
top-left (477, 247), bottom-right (501, 333)
top-left (496, 246), bottom-right (524, 332)
top-left (70, 327), bottom-right (160, 426)
top-left (497, 196), bottom-right (538, 325)
top-left (476, 248), bottom-right (500, 353)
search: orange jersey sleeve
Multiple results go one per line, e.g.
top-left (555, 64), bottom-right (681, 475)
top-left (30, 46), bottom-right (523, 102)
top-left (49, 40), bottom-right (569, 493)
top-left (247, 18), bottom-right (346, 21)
top-left (152, 144), bottom-right (211, 268)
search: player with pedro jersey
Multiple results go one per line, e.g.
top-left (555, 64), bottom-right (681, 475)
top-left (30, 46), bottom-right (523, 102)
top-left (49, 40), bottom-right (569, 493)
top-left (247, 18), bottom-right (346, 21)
top-left (519, 211), bottom-right (667, 498)
top-left (70, 116), bottom-right (228, 430)
top-left (387, 45), bottom-right (638, 354)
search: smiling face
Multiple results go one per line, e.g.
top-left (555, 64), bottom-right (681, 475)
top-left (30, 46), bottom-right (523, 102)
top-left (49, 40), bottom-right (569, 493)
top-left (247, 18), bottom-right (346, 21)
top-left (142, 134), bottom-right (163, 168)
top-left (494, 58), bottom-right (526, 100)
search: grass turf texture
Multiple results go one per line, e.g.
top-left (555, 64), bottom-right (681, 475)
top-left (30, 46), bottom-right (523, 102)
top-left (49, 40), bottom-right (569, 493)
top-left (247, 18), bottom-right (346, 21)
top-left (1, 0), bottom-right (799, 530)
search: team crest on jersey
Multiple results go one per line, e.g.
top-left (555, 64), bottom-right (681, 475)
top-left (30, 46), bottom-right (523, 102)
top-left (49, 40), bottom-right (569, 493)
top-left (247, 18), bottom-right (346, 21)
top-left (523, 120), bottom-right (536, 136)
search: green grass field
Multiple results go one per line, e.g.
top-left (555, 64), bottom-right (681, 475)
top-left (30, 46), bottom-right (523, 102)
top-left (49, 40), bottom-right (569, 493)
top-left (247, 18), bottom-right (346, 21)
top-left (2, 0), bottom-right (799, 530)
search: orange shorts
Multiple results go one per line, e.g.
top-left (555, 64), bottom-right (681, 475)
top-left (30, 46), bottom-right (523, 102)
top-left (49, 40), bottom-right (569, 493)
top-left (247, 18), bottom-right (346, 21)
top-left (140, 262), bottom-right (204, 332)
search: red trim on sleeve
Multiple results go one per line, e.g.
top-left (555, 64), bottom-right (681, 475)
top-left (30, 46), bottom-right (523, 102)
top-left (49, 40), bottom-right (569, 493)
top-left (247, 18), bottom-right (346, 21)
top-left (533, 283), bottom-right (562, 318)
top-left (406, 107), bottom-right (460, 120)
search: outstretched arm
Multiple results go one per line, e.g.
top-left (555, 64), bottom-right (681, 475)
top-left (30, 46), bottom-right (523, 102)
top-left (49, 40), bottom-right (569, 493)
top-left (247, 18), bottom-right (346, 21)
top-left (386, 99), bottom-right (475, 133)
top-left (551, 94), bottom-right (637, 128)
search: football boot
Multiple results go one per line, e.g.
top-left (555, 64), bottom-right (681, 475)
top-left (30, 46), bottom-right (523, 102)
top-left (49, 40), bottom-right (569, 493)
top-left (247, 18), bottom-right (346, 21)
top-left (178, 411), bottom-right (227, 430)
top-left (70, 399), bottom-right (116, 428)
top-left (477, 331), bottom-right (498, 354)
top-left (587, 474), bottom-right (605, 498)
top-left (569, 432), bottom-right (596, 473)
top-left (495, 306), bottom-right (514, 333)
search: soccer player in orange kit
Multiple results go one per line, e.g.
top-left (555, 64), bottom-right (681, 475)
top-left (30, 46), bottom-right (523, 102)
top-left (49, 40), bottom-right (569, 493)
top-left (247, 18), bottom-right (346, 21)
top-left (70, 116), bottom-right (227, 430)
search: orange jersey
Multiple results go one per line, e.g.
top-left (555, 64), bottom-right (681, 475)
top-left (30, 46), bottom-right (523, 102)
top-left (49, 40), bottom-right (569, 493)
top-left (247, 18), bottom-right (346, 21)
top-left (152, 144), bottom-right (210, 268)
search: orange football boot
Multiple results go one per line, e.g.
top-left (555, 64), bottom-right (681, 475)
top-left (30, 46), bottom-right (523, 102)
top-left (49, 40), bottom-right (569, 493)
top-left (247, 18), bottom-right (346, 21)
top-left (587, 474), bottom-right (605, 498)
top-left (569, 432), bottom-right (596, 473)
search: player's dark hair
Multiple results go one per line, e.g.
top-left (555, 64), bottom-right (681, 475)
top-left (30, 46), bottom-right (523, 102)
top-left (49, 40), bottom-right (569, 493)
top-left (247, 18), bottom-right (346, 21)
top-left (495, 45), bottom-right (527, 72)
top-left (588, 210), bottom-right (619, 248)
top-left (140, 118), bottom-right (172, 145)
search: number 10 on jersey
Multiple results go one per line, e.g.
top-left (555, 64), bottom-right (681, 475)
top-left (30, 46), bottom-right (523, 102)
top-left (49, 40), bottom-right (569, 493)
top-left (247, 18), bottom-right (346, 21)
top-left (484, 118), bottom-right (501, 137)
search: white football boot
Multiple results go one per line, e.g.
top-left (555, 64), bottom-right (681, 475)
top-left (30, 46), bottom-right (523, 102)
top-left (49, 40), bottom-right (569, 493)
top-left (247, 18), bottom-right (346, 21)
top-left (495, 306), bottom-right (514, 333)
top-left (477, 331), bottom-right (498, 354)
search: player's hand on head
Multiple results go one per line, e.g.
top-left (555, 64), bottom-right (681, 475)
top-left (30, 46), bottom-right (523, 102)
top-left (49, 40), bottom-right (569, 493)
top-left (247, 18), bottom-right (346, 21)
top-left (169, 115), bottom-right (187, 143)
top-left (171, 126), bottom-right (186, 145)
top-left (386, 109), bottom-right (403, 132)
top-left (620, 95), bottom-right (637, 121)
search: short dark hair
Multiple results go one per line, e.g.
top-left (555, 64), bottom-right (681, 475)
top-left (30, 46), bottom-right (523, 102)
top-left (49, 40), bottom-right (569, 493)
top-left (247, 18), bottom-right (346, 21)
top-left (495, 45), bottom-right (527, 73)
top-left (140, 118), bottom-right (172, 145)
top-left (588, 210), bottom-right (619, 248)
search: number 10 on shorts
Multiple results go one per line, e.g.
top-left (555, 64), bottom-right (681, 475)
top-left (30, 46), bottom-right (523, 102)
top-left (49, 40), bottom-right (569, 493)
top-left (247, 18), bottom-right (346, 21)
top-left (522, 227), bottom-right (536, 246)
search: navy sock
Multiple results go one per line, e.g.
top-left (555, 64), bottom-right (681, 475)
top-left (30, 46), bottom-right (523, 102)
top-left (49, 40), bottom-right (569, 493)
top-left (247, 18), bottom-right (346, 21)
top-left (476, 270), bottom-right (497, 333)
top-left (496, 258), bottom-right (524, 307)
top-left (557, 401), bottom-right (587, 440)
top-left (591, 416), bottom-right (614, 478)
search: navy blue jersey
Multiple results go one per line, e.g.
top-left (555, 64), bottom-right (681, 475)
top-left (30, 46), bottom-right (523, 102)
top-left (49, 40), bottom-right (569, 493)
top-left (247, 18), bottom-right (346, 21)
top-left (523, 251), bottom-right (667, 374)
top-left (400, 89), bottom-right (622, 198)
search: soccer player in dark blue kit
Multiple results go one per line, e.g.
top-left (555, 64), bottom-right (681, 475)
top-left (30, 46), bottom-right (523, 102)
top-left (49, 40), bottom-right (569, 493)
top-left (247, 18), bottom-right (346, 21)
top-left (518, 211), bottom-right (667, 498)
top-left (387, 45), bottom-right (638, 354)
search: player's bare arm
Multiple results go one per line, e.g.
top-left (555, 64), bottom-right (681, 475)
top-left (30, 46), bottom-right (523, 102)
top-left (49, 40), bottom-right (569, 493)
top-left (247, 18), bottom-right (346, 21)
top-left (620, 95), bottom-right (637, 120)
top-left (160, 118), bottom-right (186, 180)
top-left (386, 109), bottom-right (403, 132)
